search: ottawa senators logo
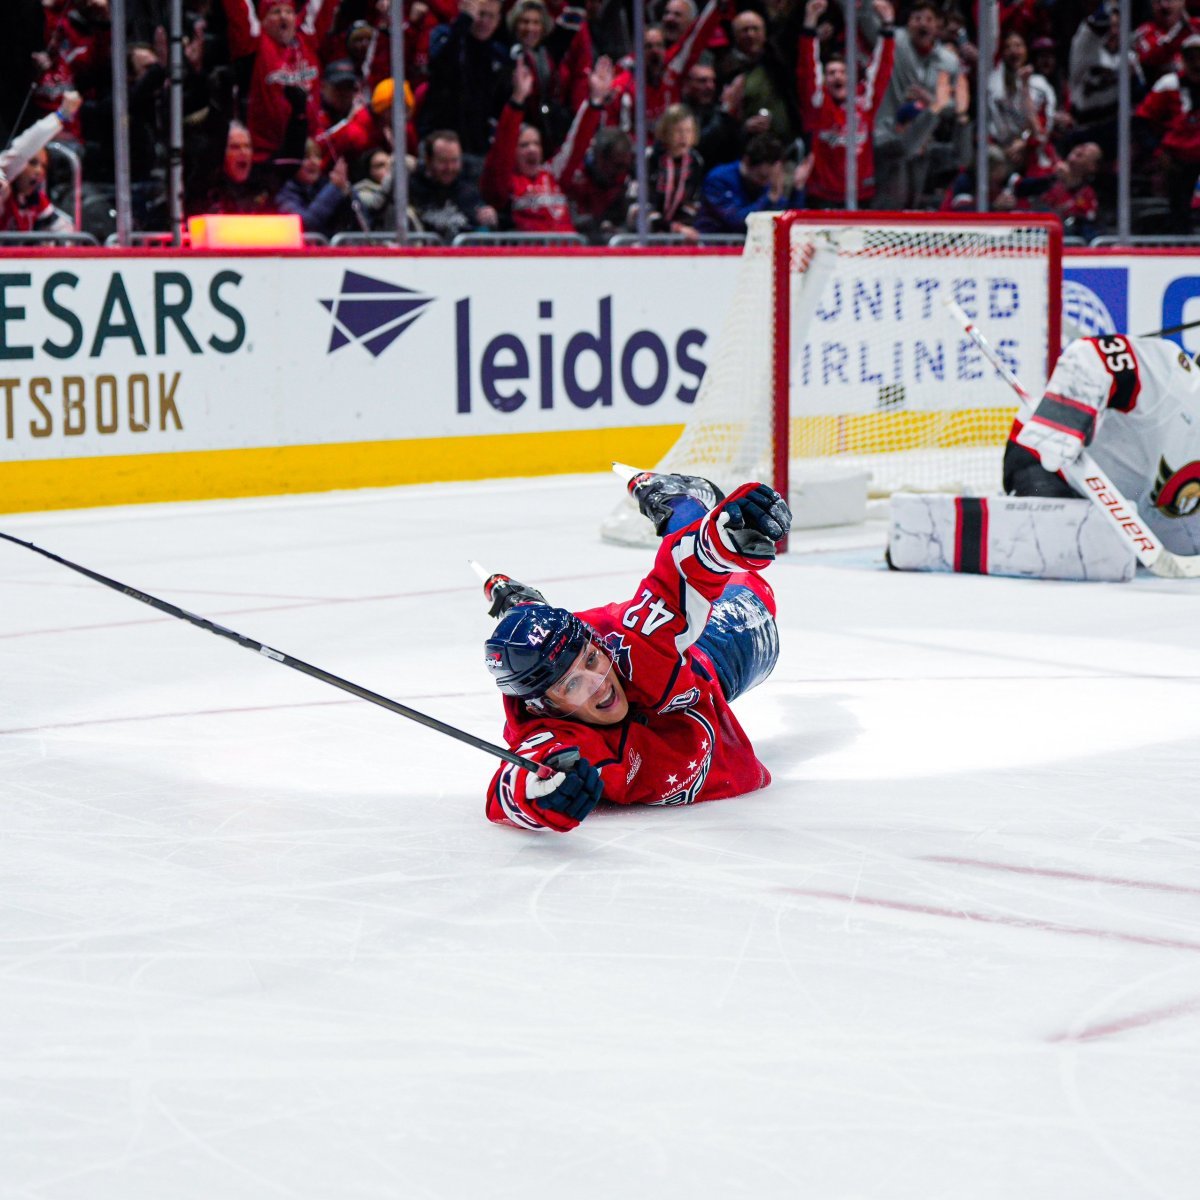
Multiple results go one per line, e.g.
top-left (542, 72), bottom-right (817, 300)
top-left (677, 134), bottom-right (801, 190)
top-left (1150, 457), bottom-right (1200, 518)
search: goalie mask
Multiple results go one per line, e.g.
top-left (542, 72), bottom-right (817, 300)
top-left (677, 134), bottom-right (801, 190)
top-left (485, 604), bottom-right (600, 710)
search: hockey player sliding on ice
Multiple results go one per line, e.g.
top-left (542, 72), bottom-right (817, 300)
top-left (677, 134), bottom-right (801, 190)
top-left (482, 474), bottom-right (791, 832)
top-left (889, 334), bottom-right (1200, 582)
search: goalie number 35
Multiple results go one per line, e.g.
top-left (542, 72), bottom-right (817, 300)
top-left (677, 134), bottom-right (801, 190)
top-left (1096, 335), bottom-right (1135, 374)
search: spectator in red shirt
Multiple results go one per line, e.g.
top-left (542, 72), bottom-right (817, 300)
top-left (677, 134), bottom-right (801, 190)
top-left (481, 54), bottom-right (613, 233)
top-left (317, 76), bottom-right (415, 165)
top-left (608, 2), bottom-right (728, 132)
top-left (1135, 33), bottom-right (1200, 231)
top-left (31, 0), bottom-right (111, 143)
top-left (562, 126), bottom-right (634, 243)
top-left (1000, 140), bottom-right (1104, 239)
top-left (1135, 0), bottom-right (1200, 85)
top-left (222, 0), bottom-right (337, 162)
top-left (797, 0), bottom-right (895, 209)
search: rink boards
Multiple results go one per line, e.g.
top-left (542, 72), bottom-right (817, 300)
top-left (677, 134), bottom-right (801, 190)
top-left (0, 245), bottom-right (1193, 513)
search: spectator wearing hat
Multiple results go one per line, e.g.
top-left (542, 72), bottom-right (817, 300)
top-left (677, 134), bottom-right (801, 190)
top-left (338, 19), bottom-right (391, 91)
top-left (1135, 32), bottom-right (1200, 232)
top-left (317, 76), bottom-right (416, 165)
top-left (481, 54), bottom-right (613, 233)
top-left (318, 58), bottom-right (363, 131)
top-left (1029, 35), bottom-right (1069, 118)
top-left (1135, 0), bottom-right (1200, 85)
top-left (420, 0), bottom-right (511, 159)
top-left (407, 130), bottom-right (498, 242)
top-left (221, 0), bottom-right (337, 161)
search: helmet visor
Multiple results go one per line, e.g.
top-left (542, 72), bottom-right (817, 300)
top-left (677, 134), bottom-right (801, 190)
top-left (541, 641), bottom-right (617, 716)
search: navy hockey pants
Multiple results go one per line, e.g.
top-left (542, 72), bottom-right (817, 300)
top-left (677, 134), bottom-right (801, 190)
top-left (662, 499), bottom-right (780, 703)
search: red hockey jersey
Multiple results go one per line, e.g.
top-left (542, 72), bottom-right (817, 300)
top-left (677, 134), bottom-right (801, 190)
top-left (796, 27), bottom-right (894, 204)
top-left (486, 496), bottom-right (776, 833)
top-left (480, 99), bottom-right (601, 232)
top-left (1136, 71), bottom-right (1200, 163)
top-left (223, 0), bottom-right (337, 161)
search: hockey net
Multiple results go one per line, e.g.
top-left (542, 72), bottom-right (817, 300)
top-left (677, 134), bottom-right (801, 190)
top-left (601, 211), bottom-right (1061, 546)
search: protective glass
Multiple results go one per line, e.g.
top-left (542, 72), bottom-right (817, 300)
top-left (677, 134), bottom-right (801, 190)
top-left (543, 642), bottom-right (615, 715)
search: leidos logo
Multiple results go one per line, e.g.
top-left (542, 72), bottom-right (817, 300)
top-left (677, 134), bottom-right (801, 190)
top-left (320, 271), bottom-right (434, 358)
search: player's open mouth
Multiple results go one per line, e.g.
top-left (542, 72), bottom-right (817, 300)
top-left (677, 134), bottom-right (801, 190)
top-left (595, 684), bottom-right (617, 710)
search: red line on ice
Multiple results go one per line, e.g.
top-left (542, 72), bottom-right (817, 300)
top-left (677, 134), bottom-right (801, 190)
top-left (778, 886), bottom-right (1200, 953)
top-left (920, 855), bottom-right (1200, 899)
top-left (0, 692), bottom-right (479, 735)
top-left (1048, 995), bottom-right (1200, 1043)
top-left (0, 572), bottom-right (629, 640)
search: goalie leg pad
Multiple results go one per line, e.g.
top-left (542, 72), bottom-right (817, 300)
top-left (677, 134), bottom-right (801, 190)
top-left (887, 493), bottom-right (1136, 582)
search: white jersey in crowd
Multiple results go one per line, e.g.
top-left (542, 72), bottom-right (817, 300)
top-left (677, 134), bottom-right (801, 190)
top-left (1019, 335), bottom-right (1200, 555)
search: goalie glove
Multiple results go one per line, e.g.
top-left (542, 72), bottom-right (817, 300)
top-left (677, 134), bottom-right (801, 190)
top-left (1013, 410), bottom-right (1087, 476)
top-left (526, 748), bottom-right (604, 826)
top-left (713, 484), bottom-right (792, 561)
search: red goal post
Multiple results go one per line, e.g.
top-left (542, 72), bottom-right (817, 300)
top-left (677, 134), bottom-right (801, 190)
top-left (600, 210), bottom-right (1062, 548)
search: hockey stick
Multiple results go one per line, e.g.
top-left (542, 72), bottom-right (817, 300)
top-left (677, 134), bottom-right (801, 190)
top-left (1141, 317), bottom-right (1200, 339)
top-left (0, 531), bottom-right (541, 771)
top-left (945, 299), bottom-right (1200, 579)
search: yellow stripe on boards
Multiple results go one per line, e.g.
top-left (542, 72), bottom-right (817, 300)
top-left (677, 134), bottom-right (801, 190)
top-left (0, 426), bottom-right (687, 514)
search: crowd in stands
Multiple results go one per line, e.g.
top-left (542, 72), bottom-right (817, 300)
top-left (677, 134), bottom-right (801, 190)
top-left (2, 0), bottom-right (1199, 243)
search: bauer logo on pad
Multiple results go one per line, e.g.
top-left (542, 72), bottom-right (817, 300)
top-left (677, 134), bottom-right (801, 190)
top-left (319, 271), bottom-right (435, 358)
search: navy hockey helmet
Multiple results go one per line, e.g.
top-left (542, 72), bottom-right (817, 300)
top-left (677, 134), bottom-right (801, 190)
top-left (484, 603), bottom-right (593, 702)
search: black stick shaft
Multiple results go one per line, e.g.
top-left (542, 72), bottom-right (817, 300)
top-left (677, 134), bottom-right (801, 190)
top-left (1141, 317), bottom-right (1200, 338)
top-left (0, 531), bottom-right (538, 773)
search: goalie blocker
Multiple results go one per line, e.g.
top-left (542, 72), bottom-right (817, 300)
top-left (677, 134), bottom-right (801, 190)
top-left (887, 493), bottom-right (1136, 583)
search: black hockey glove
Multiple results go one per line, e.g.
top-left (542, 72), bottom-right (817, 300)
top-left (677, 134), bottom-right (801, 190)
top-left (483, 573), bottom-right (548, 618)
top-left (718, 484), bottom-right (792, 558)
top-left (527, 748), bottom-right (604, 823)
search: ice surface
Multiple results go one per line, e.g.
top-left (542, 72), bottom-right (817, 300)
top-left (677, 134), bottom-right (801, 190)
top-left (2, 475), bottom-right (1199, 1199)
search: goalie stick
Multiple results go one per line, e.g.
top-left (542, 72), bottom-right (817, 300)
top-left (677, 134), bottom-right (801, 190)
top-left (945, 299), bottom-right (1200, 579)
top-left (0, 531), bottom-right (542, 772)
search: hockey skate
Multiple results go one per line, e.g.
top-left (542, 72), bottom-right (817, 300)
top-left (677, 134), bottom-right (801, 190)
top-left (468, 561), bottom-right (548, 618)
top-left (612, 462), bottom-right (726, 537)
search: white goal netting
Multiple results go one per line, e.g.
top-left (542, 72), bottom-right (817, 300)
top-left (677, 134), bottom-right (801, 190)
top-left (602, 211), bottom-right (1058, 546)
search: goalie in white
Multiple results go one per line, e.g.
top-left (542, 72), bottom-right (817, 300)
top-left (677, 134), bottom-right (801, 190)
top-left (889, 334), bottom-right (1200, 581)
